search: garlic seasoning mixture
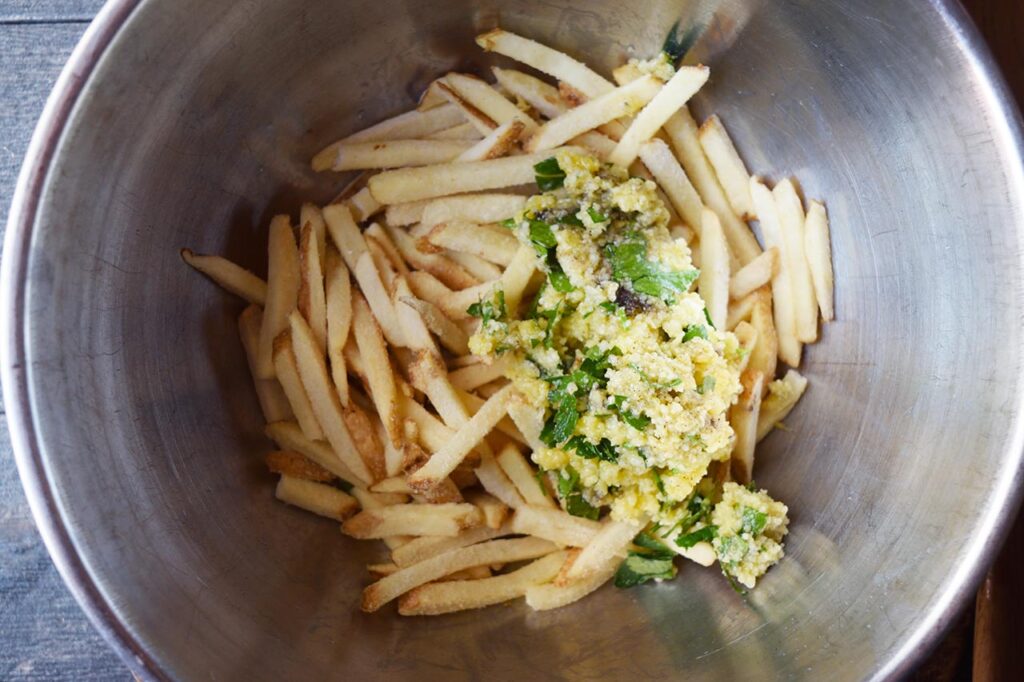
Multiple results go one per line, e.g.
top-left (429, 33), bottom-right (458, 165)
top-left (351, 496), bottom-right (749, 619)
top-left (470, 150), bottom-right (789, 589)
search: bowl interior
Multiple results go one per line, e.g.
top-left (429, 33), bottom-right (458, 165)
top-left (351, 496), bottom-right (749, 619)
top-left (10, 0), bottom-right (1024, 679)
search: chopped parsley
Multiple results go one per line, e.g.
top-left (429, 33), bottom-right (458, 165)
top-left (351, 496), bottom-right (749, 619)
top-left (609, 395), bottom-right (650, 430)
top-left (466, 289), bottom-right (507, 324)
top-left (615, 530), bottom-right (677, 588)
top-left (528, 219), bottom-right (558, 257)
top-left (587, 207), bottom-right (608, 223)
top-left (676, 525), bottom-right (717, 548)
top-left (546, 251), bottom-right (574, 292)
top-left (566, 435), bottom-right (618, 462)
top-left (555, 466), bottom-right (600, 520)
top-left (604, 232), bottom-right (699, 303)
top-left (500, 217), bottom-right (518, 230)
top-left (533, 157), bottom-right (566, 191)
top-left (681, 324), bottom-right (707, 343)
top-left (629, 363), bottom-right (682, 390)
top-left (741, 506), bottom-right (768, 535)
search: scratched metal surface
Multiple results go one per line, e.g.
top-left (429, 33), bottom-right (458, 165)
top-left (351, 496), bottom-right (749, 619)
top-left (0, 0), bottom-right (1020, 680)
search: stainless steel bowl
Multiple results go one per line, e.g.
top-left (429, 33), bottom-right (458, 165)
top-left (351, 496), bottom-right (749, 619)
top-left (4, 0), bottom-right (1024, 679)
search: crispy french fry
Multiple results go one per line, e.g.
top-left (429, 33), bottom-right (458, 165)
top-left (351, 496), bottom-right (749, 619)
top-left (417, 80), bottom-right (449, 111)
top-left (398, 295), bottom-right (469, 355)
top-left (475, 30), bottom-right (613, 99)
top-left (384, 225), bottom-right (480, 290)
top-left (298, 223), bottom-right (328, 353)
top-left (238, 306), bottom-right (293, 422)
top-left (750, 178), bottom-right (801, 367)
top-left (497, 444), bottom-right (556, 509)
top-left (698, 114), bottom-right (755, 219)
top-left (289, 311), bottom-right (381, 483)
top-left (385, 199), bottom-right (431, 227)
top-left (638, 138), bottom-right (703, 232)
top-left (349, 185), bottom-right (383, 223)
top-left (398, 550), bottom-right (567, 615)
top-left (443, 73), bottom-right (537, 133)
top-left (362, 536), bottom-right (557, 611)
top-left (342, 503), bottom-right (483, 539)
top-left (524, 551), bottom-right (618, 611)
top-left (436, 80), bottom-right (498, 135)
top-left (391, 523), bottom-right (512, 567)
top-left (699, 208), bottom-right (730, 330)
top-left (609, 66), bottom-right (709, 167)
top-left (265, 421), bottom-right (363, 487)
top-left (511, 504), bottom-right (602, 547)
top-left (449, 356), bottom-right (511, 391)
top-left (464, 490), bottom-right (510, 529)
top-left (420, 194), bottom-right (526, 228)
top-left (181, 249), bottom-right (267, 305)
top-left (491, 67), bottom-right (567, 119)
top-left (526, 76), bottom-right (661, 153)
top-left (506, 400), bottom-right (544, 452)
top-left (425, 222), bottom-right (519, 266)
top-left (324, 249), bottom-right (352, 404)
top-left (408, 385), bottom-right (514, 489)
top-left (804, 200), bottom-right (834, 322)
top-left (272, 331), bottom-right (324, 440)
top-left (257, 215), bottom-right (301, 378)
top-left (474, 453), bottom-right (527, 509)
top-left (265, 450), bottom-right (335, 483)
top-left (456, 119), bottom-right (526, 162)
top-left (399, 394), bottom-right (461, 454)
top-left (458, 389), bottom-right (525, 445)
top-left (368, 150), bottom-right (576, 204)
top-left (365, 222), bottom-right (409, 276)
top-left (330, 140), bottom-right (473, 171)
top-left (405, 271), bottom-right (468, 320)
top-left (300, 203), bottom-right (328, 268)
top-left (730, 247), bottom-right (778, 300)
top-left (427, 122), bottom-right (484, 140)
top-left (748, 288), bottom-right (778, 395)
top-left (351, 293), bottom-right (402, 448)
top-left (447, 251), bottom-right (502, 282)
top-left (566, 517), bottom-right (641, 580)
top-left (323, 203), bottom-right (367, 271)
top-left (368, 562), bottom-right (400, 578)
top-left (757, 369), bottom-right (808, 441)
top-left (349, 487), bottom-right (411, 549)
top-left (354, 249), bottom-right (405, 346)
top-left (275, 475), bottom-right (359, 522)
top-left (727, 288), bottom-right (758, 330)
top-left (498, 244), bottom-right (538, 316)
top-left (340, 400), bottom-right (387, 482)
top-left (729, 371), bottom-right (764, 484)
top-left (773, 179), bottom-right (818, 343)
top-left (732, 320), bottom-right (758, 373)
top-left (365, 236), bottom-right (398, 293)
top-left (569, 130), bottom-right (617, 160)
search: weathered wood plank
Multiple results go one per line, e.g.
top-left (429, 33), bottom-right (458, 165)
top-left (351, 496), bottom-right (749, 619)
top-left (0, 1), bottom-right (103, 22)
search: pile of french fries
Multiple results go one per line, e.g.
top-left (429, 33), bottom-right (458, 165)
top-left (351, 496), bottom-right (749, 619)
top-left (182, 28), bottom-right (834, 615)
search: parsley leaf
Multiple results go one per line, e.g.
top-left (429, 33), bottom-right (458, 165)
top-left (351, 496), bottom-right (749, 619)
top-left (632, 530), bottom-right (675, 559)
top-left (676, 525), bottom-right (717, 548)
top-left (529, 219), bottom-right (557, 257)
top-left (609, 395), bottom-right (650, 430)
top-left (500, 217), bottom-right (518, 230)
top-left (555, 466), bottom-right (601, 520)
top-left (629, 363), bottom-right (682, 390)
top-left (534, 157), bottom-right (566, 191)
top-left (587, 207), bottom-right (608, 223)
top-left (681, 324), bottom-right (707, 343)
top-left (703, 306), bottom-right (715, 328)
top-left (741, 507), bottom-right (768, 535)
top-left (466, 289), bottom-right (507, 324)
top-left (603, 232), bottom-right (699, 303)
top-left (545, 250), bottom-right (574, 292)
top-left (614, 552), bottom-right (677, 588)
top-left (540, 391), bottom-right (578, 447)
top-left (566, 435), bottom-right (618, 462)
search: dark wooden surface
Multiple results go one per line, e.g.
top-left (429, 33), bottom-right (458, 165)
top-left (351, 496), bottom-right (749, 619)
top-left (0, 1), bottom-right (1019, 680)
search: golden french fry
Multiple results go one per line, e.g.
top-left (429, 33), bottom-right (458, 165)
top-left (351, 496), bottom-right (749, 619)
top-left (510, 504), bottom-right (602, 547)
top-left (524, 551), bottom-right (618, 611)
top-left (238, 305), bottom-right (293, 423)
top-left (298, 223), bottom-right (328, 353)
top-left (354, 249), bottom-right (405, 345)
top-left (351, 293), bottom-right (402, 449)
top-left (399, 393), bottom-right (462, 453)
top-left (449, 356), bottom-right (511, 391)
top-left (458, 389), bottom-right (526, 445)
top-left (427, 122), bottom-right (484, 140)
top-left (566, 517), bottom-right (642, 580)
top-left (506, 400), bottom-right (544, 452)
top-left (342, 502), bottom-right (483, 539)
top-left (425, 221), bottom-right (519, 266)
top-left (569, 130), bottom-right (617, 160)
top-left (265, 450), bottom-right (335, 483)
top-left (475, 29), bottom-right (613, 99)
top-left (417, 80), bottom-right (450, 111)
top-left (730, 247), bottom-right (778, 300)
top-left (638, 138), bottom-right (703, 232)
top-left (773, 179), bottom-right (818, 343)
top-left (757, 369), bottom-right (808, 441)
top-left (391, 523), bottom-right (512, 568)
top-left (362, 536), bottom-right (557, 611)
top-left (398, 295), bottom-right (470, 356)
top-left (257, 215), bottom-right (301, 378)
top-left (330, 139), bottom-right (473, 171)
top-left (699, 208), bottom-right (730, 330)
top-left (398, 550), bottom-right (567, 615)
top-left (384, 224), bottom-right (479, 290)
top-left (265, 421), bottom-right (363, 487)
top-left (491, 66), bottom-right (567, 119)
top-left (732, 320), bottom-right (758, 373)
top-left (727, 288), bottom-right (758, 330)
top-left (729, 371), bottom-right (764, 484)
top-left (340, 400), bottom-right (387, 482)
top-left (323, 203), bottom-right (367, 272)
top-left (272, 331), bottom-right (324, 440)
top-left (609, 66), bottom-right (709, 167)
top-left (463, 489), bottom-right (510, 529)
top-left (748, 287), bottom-right (778, 395)
top-left (420, 193), bottom-right (526, 228)
top-left (497, 444), bottom-right (556, 509)
top-left (436, 80), bottom-right (498, 135)
top-left (698, 114), bottom-right (755, 219)
top-left (447, 251), bottom-right (502, 282)
top-left (385, 199), bottom-right (431, 227)
top-left (474, 453), bottom-right (527, 509)
top-left (804, 200), bottom-right (835, 322)
top-left (324, 249), bottom-right (352, 404)
top-left (365, 236), bottom-right (398, 293)
top-left (299, 203), bottom-right (328, 269)
top-left (750, 178), bottom-right (801, 367)
top-left (181, 249), bottom-right (267, 305)
top-left (443, 72), bottom-right (537, 133)
top-left (275, 475), bottom-right (359, 521)
top-left (349, 487), bottom-right (412, 550)
top-left (456, 119), bottom-right (526, 162)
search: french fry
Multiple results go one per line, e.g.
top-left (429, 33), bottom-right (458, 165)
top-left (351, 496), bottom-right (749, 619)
top-left (474, 453), bottom-right (527, 508)
top-left (399, 394), bottom-right (463, 454)
top-left (638, 138), bottom-right (703, 232)
top-left (275, 475), bottom-right (359, 522)
top-left (398, 295), bottom-right (469, 355)
top-left (698, 114), bottom-right (755, 219)
top-left (427, 122), bottom-right (484, 140)
top-left (757, 369), bottom-right (808, 441)
top-left (368, 562), bottom-right (400, 578)
top-left (324, 249), bottom-right (352, 404)
top-left (365, 236), bottom-right (398, 293)
top-left (365, 223), bottom-right (408, 275)
top-left (391, 523), bottom-right (512, 567)
top-left (342, 503), bottom-right (483, 539)
top-left (698, 208), bottom-right (730, 330)
top-left (732, 320), bottom-right (758, 373)
top-left (238, 306), bottom-right (293, 422)
top-left (329, 140), bottom-right (473, 171)
top-left (526, 76), bottom-right (662, 153)
top-left (351, 293), bottom-right (402, 448)
top-left (443, 73), bottom-right (537, 133)
top-left (609, 66), bottom-right (709, 167)
top-left (748, 288), bottom-right (778, 395)
top-left (524, 550), bottom-right (618, 611)
top-left (750, 178), bottom-right (801, 367)
top-left (436, 81), bottom-right (498, 136)
top-left (368, 150), bottom-right (576, 204)
top-left (506, 400), bottom-right (544, 452)
top-left (272, 331), bottom-right (324, 440)
top-left (730, 247), bottom-right (778, 300)
top-left (405, 271), bottom-right (468, 321)
top-left (449, 356), bottom-right (511, 391)
top-left (417, 80), bottom-right (449, 111)
top-left (804, 200), bottom-right (835, 322)
top-left (265, 421), bottom-right (363, 487)
top-left (729, 371), bottom-right (764, 484)
top-left (384, 225), bottom-right (479, 290)
top-left (257, 215), bottom-right (301, 378)
top-left (497, 444), bottom-right (556, 509)
top-left (773, 179), bottom-right (818, 343)
top-left (570, 130), bottom-right (618, 160)
top-left (354, 248), bottom-right (406, 347)
top-left (289, 311), bottom-right (381, 483)
top-left (566, 517), bottom-right (641, 580)
top-left (340, 400), bottom-right (387, 482)
top-left (349, 185), bottom-right (384, 224)
top-left (464, 490), bottom-right (510, 529)
top-left (475, 30), bottom-right (614, 99)
top-left (265, 450), bottom-right (336, 483)
top-left (398, 550), bottom-right (567, 615)
top-left (298, 223), bottom-right (328, 353)
top-left (420, 194), bottom-right (526, 228)
top-left (663, 108), bottom-right (763, 266)
top-left (475, 380), bottom-right (508, 399)
top-left (456, 119), bottom-right (526, 162)
top-left (300, 203), bottom-right (328, 270)
top-left (385, 199), bottom-right (431, 227)
top-left (349, 487), bottom-right (412, 550)
top-left (312, 103), bottom-right (464, 169)
top-left (323, 203), bottom-right (367, 271)
top-left (727, 288), bottom-right (758, 330)
top-left (497, 244), bottom-right (538, 316)
top-left (447, 251), bottom-right (502, 282)
top-left (181, 249), bottom-right (267, 305)
top-left (425, 222), bottom-right (520, 266)
top-left (510, 504), bottom-right (602, 547)
top-left (408, 385), bottom-right (514, 489)
top-left (491, 67), bottom-right (568, 119)
top-left (458, 389), bottom-right (526, 445)
top-left (362, 536), bottom-right (557, 611)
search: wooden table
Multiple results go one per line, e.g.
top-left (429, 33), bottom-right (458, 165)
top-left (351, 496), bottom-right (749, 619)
top-left (0, 1), bottom-right (1020, 679)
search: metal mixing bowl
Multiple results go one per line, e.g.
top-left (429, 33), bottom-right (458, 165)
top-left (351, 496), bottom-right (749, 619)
top-left (4, 0), bottom-right (1024, 679)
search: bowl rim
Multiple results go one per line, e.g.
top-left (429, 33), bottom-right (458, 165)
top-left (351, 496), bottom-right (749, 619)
top-left (3, 1), bottom-right (1023, 679)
